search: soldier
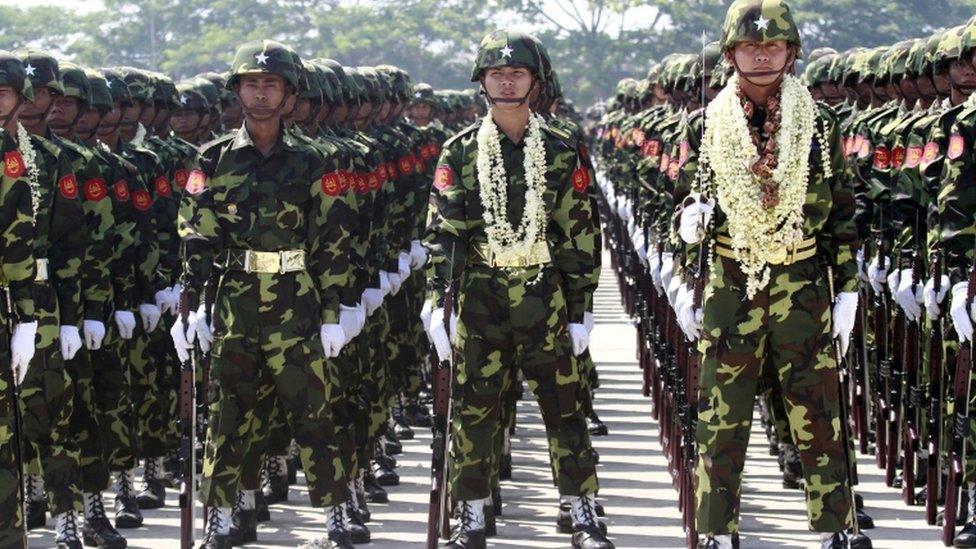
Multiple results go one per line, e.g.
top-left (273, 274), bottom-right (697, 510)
top-left (424, 29), bottom-right (612, 549)
top-left (0, 50), bottom-right (42, 549)
top-left (672, 1), bottom-right (866, 547)
top-left (170, 39), bottom-right (354, 549)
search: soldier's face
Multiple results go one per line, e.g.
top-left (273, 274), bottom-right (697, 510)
top-left (0, 86), bottom-right (22, 120)
top-left (915, 75), bottom-right (937, 99)
top-left (170, 109), bottom-right (200, 134)
top-left (482, 66), bottom-right (535, 107)
top-left (47, 96), bottom-right (79, 128)
top-left (729, 40), bottom-right (793, 87)
top-left (121, 101), bottom-right (142, 127)
top-left (236, 74), bottom-right (289, 120)
top-left (933, 71), bottom-right (951, 95)
top-left (97, 98), bottom-right (123, 133)
top-left (291, 97), bottom-right (312, 124)
top-left (409, 103), bottom-right (432, 122)
top-left (139, 103), bottom-right (156, 126)
top-left (221, 101), bottom-right (243, 129)
top-left (21, 86), bottom-right (54, 120)
top-left (74, 107), bottom-right (102, 134)
top-left (948, 59), bottom-right (976, 92)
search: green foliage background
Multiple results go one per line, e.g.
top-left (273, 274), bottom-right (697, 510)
top-left (1, 0), bottom-right (973, 107)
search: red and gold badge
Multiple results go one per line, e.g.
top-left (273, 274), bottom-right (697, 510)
top-left (322, 172), bottom-right (342, 196)
top-left (948, 134), bottom-right (965, 160)
top-left (58, 174), bottom-right (79, 199)
top-left (368, 170), bottom-right (382, 190)
top-left (572, 167), bottom-right (590, 193)
top-left (872, 146), bottom-right (890, 170)
top-left (185, 170), bottom-right (207, 195)
top-left (905, 146), bottom-right (923, 169)
top-left (154, 175), bottom-right (172, 197)
top-left (858, 138), bottom-right (871, 159)
top-left (659, 153), bottom-right (670, 173)
top-left (399, 156), bottom-right (413, 176)
top-left (132, 189), bottom-right (152, 211)
top-left (3, 151), bottom-right (25, 178)
top-left (338, 170), bottom-right (352, 193)
top-left (113, 180), bottom-right (130, 202)
top-left (434, 166), bottom-right (453, 191)
top-left (83, 178), bottom-right (108, 201)
top-left (679, 140), bottom-right (690, 166)
top-left (174, 169), bottom-right (189, 189)
top-left (891, 146), bottom-right (906, 169)
top-left (922, 141), bottom-right (939, 165)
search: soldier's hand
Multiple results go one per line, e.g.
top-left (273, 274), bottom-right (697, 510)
top-left (893, 269), bottom-right (922, 322)
top-left (11, 321), bottom-right (37, 385)
top-left (387, 271), bottom-right (403, 296)
top-left (362, 288), bottom-right (384, 316)
top-left (409, 240), bottom-right (428, 270)
top-left (320, 323), bottom-right (346, 358)
top-left (420, 299), bottom-right (434, 335)
top-left (155, 289), bottom-right (175, 316)
top-left (429, 306), bottom-right (453, 364)
top-left (192, 304), bottom-right (213, 352)
top-left (139, 303), bottom-right (162, 332)
top-left (659, 253), bottom-right (675, 293)
top-left (339, 304), bottom-right (366, 341)
top-left (398, 252), bottom-right (412, 281)
top-left (923, 276), bottom-right (950, 319)
top-left (569, 323), bottom-right (590, 356)
top-left (950, 281), bottom-right (974, 343)
top-left (379, 272), bottom-right (392, 297)
top-left (867, 255), bottom-right (891, 294)
top-left (678, 194), bottom-right (714, 245)
top-left (114, 310), bottom-right (137, 340)
top-left (831, 291), bottom-right (859, 356)
top-left (83, 320), bottom-right (106, 350)
top-left (584, 311), bottom-right (595, 333)
top-left (59, 325), bottom-right (82, 360)
top-left (169, 316), bottom-right (193, 363)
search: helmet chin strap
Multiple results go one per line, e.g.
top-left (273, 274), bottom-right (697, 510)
top-left (731, 54), bottom-right (793, 89)
top-left (481, 78), bottom-right (537, 107)
top-left (235, 88), bottom-right (292, 122)
top-left (0, 97), bottom-right (23, 130)
top-left (949, 72), bottom-right (976, 95)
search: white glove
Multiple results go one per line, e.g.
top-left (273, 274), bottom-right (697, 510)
top-left (409, 240), bottom-right (428, 270)
top-left (583, 311), bottom-right (595, 333)
top-left (616, 199), bottom-right (628, 222)
top-left (362, 288), bottom-right (384, 316)
top-left (59, 326), bottom-right (82, 360)
top-left (950, 281), bottom-right (974, 343)
top-left (856, 249), bottom-right (868, 283)
top-left (114, 310), bottom-right (136, 340)
top-left (676, 285), bottom-right (703, 341)
top-left (429, 306), bottom-right (453, 363)
top-left (634, 230), bottom-right (647, 266)
top-left (660, 253), bottom-right (675, 294)
top-left (155, 289), bottom-right (174, 316)
top-left (568, 322), bottom-right (590, 356)
top-left (11, 321), bottom-right (37, 385)
top-left (139, 303), bottom-right (162, 332)
top-left (420, 299), bottom-right (434, 336)
top-left (83, 319), bottom-right (106, 350)
top-left (170, 316), bottom-right (193, 363)
top-left (386, 271), bottom-right (403, 296)
top-left (650, 250), bottom-right (663, 293)
top-left (379, 271), bottom-right (392, 297)
top-left (339, 303), bottom-right (366, 341)
top-left (831, 291), bottom-right (859, 356)
top-left (867, 256), bottom-right (891, 294)
top-left (678, 195), bottom-right (715, 245)
top-left (886, 269), bottom-right (901, 299)
top-left (893, 268), bottom-right (923, 322)
top-left (666, 275), bottom-right (682, 308)
top-left (923, 275), bottom-right (951, 319)
top-left (320, 323), bottom-right (346, 358)
top-left (192, 304), bottom-right (213, 353)
top-left (398, 252), bottom-right (411, 280)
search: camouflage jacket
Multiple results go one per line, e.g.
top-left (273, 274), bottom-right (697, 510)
top-left (0, 130), bottom-right (37, 322)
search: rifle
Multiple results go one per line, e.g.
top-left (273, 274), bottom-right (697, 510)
top-left (178, 289), bottom-right (196, 549)
top-left (853, 282), bottom-right (872, 455)
top-left (3, 288), bottom-right (27, 549)
top-left (942, 250), bottom-right (976, 546)
top-left (902, 248), bottom-right (923, 505)
top-left (683, 266), bottom-right (703, 549)
top-left (426, 266), bottom-right (456, 548)
top-left (926, 253), bottom-right (945, 525)
top-left (873, 234), bottom-right (890, 470)
top-left (198, 280), bottom-right (216, 534)
top-left (886, 267), bottom-right (905, 488)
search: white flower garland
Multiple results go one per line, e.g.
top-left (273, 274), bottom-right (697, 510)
top-left (15, 123), bottom-right (39, 223)
top-left (476, 111), bottom-right (549, 265)
top-left (697, 73), bottom-right (828, 298)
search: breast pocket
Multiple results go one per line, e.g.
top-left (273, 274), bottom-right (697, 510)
top-left (274, 180), bottom-right (310, 232)
top-left (215, 184), bottom-right (252, 233)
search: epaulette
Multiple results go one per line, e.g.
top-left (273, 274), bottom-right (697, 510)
top-left (198, 132), bottom-right (236, 156)
top-left (440, 120), bottom-right (480, 151)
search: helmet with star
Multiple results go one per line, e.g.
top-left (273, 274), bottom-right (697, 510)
top-left (721, 0), bottom-right (802, 58)
top-left (0, 50), bottom-right (33, 102)
top-left (15, 48), bottom-right (62, 96)
top-left (175, 81), bottom-right (210, 113)
top-left (470, 28), bottom-right (546, 82)
top-left (227, 39), bottom-right (302, 91)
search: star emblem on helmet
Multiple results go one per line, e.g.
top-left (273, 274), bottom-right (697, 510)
top-left (499, 45), bottom-right (514, 59)
top-left (255, 51), bottom-right (270, 65)
top-left (105, 79), bottom-right (112, 89)
top-left (755, 15), bottom-right (770, 31)
top-left (180, 95), bottom-right (188, 105)
top-left (23, 63), bottom-right (36, 77)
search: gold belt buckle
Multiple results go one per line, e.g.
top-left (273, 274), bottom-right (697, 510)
top-left (245, 251), bottom-right (279, 273)
top-left (280, 250), bottom-right (306, 273)
top-left (35, 258), bottom-right (49, 281)
top-left (767, 246), bottom-right (788, 265)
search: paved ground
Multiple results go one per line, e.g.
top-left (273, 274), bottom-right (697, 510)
top-left (28, 256), bottom-right (944, 548)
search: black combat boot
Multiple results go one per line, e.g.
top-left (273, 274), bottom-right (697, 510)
top-left (54, 510), bottom-right (83, 549)
top-left (136, 458), bottom-right (166, 509)
top-left (262, 456), bottom-right (289, 504)
top-left (113, 470), bottom-right (144, 529)
top-left (443, 500), bottom-right (486, 549)
top-left (81, 492), bottom-right (127, 549)
top-left (199, 506), bottom-right (232, 549)
top-left (570, 495), bottom-right (614, 549)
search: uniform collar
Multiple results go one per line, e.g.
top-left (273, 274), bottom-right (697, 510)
top-left (230, 121), bottom-right (300, 153)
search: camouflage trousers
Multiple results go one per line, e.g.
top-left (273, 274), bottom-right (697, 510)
top-left (387, 273), bottom-right (427, 400)
top-left (0, 320), bottom-right (24, 549)
top-left (70, 321), bottom-right (137, 493)
top-left (133, 317), bottom-right (180, 459)
top-left (364, 306), bottom-right (392, 455)
top-left (695, 255), bottom-right (853, 534)
top-left (199, 270), bottom-right (345, 508)
top-left (18, 284), bottom-right (82, 516)
top-left (449, 264), bottom-right (598, 501)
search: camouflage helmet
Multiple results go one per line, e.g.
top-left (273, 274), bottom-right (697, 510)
top-left (204, 72), bottom-right (236, 108)
top-left (85, 68), bottom-right (113, 112)
top-left (120, 67), bottom-right (154, 103)
top-left (175, 81), bottom-right (209, 112)
top-left (702, 41), bottom-right (723, 77)
top-left (99, 67), bottom-right (132, 105)
top-left (470, 28), bottom-right (545, 82)
top-left (193, 77), bottom-right (221, 115)
top-left (802, 54), bottom-right (835, 87)
top-left (0, 50), bottom-right (33, 102)
top-left (299, 60), bottom-right (322, 103)
top-left (15, 48), bottom-right (62, 96)
top-left (227, 39), bottom-right (302, 90)
top-left (319, 59), bottom-right (352, 104)
top-left (58, 61), bottom-right (92, 108)
top-left (344, 67), bottom-right (369, 105)
top-left (905, 38), bottom-right (929, 78)
top-left (357, 66), bottom-right (384, 103)
top-left (721, 0), bottom-right (802, 58)
top-left (884, 40), bottom-right (915, 81)
top-left (806, 47), bottom-right (837, 65)
top-left (376, 65), bottom-right (410, 102)
top-left (412, 82), bottom-right (436, 105)
top-left (312, 61), bottom-right (340, 105)
top-left (615, 78), bottom-right (639, 101)
top-left (153, 73), bottom-right (180, 109)
top-left (933, 25), bottom-right (969, 72)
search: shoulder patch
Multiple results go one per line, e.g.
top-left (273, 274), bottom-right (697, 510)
top-left (433, 166), bottom-right (453, 191)
top-left (948, 134), bottom-right (965, 160)
top-left (185, 169), bottom-right (207, 195)
top-left (58, 174), bottom-right (79, 199)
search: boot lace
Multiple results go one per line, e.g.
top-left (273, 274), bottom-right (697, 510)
top-left (328, 503), bottom-right (348, 534)
top-left (116, 472), bottom-right (135, 500)
top-left (574, 496), bottom-right (598, 527)
top-left (57, 510), bottom-right (80, 542)
top-left (87, 492), bottom-right (108, 520)
top-left (451, 501), bottom-right (475, 538)
top-left (205, 506), bottom-right (226, 538)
